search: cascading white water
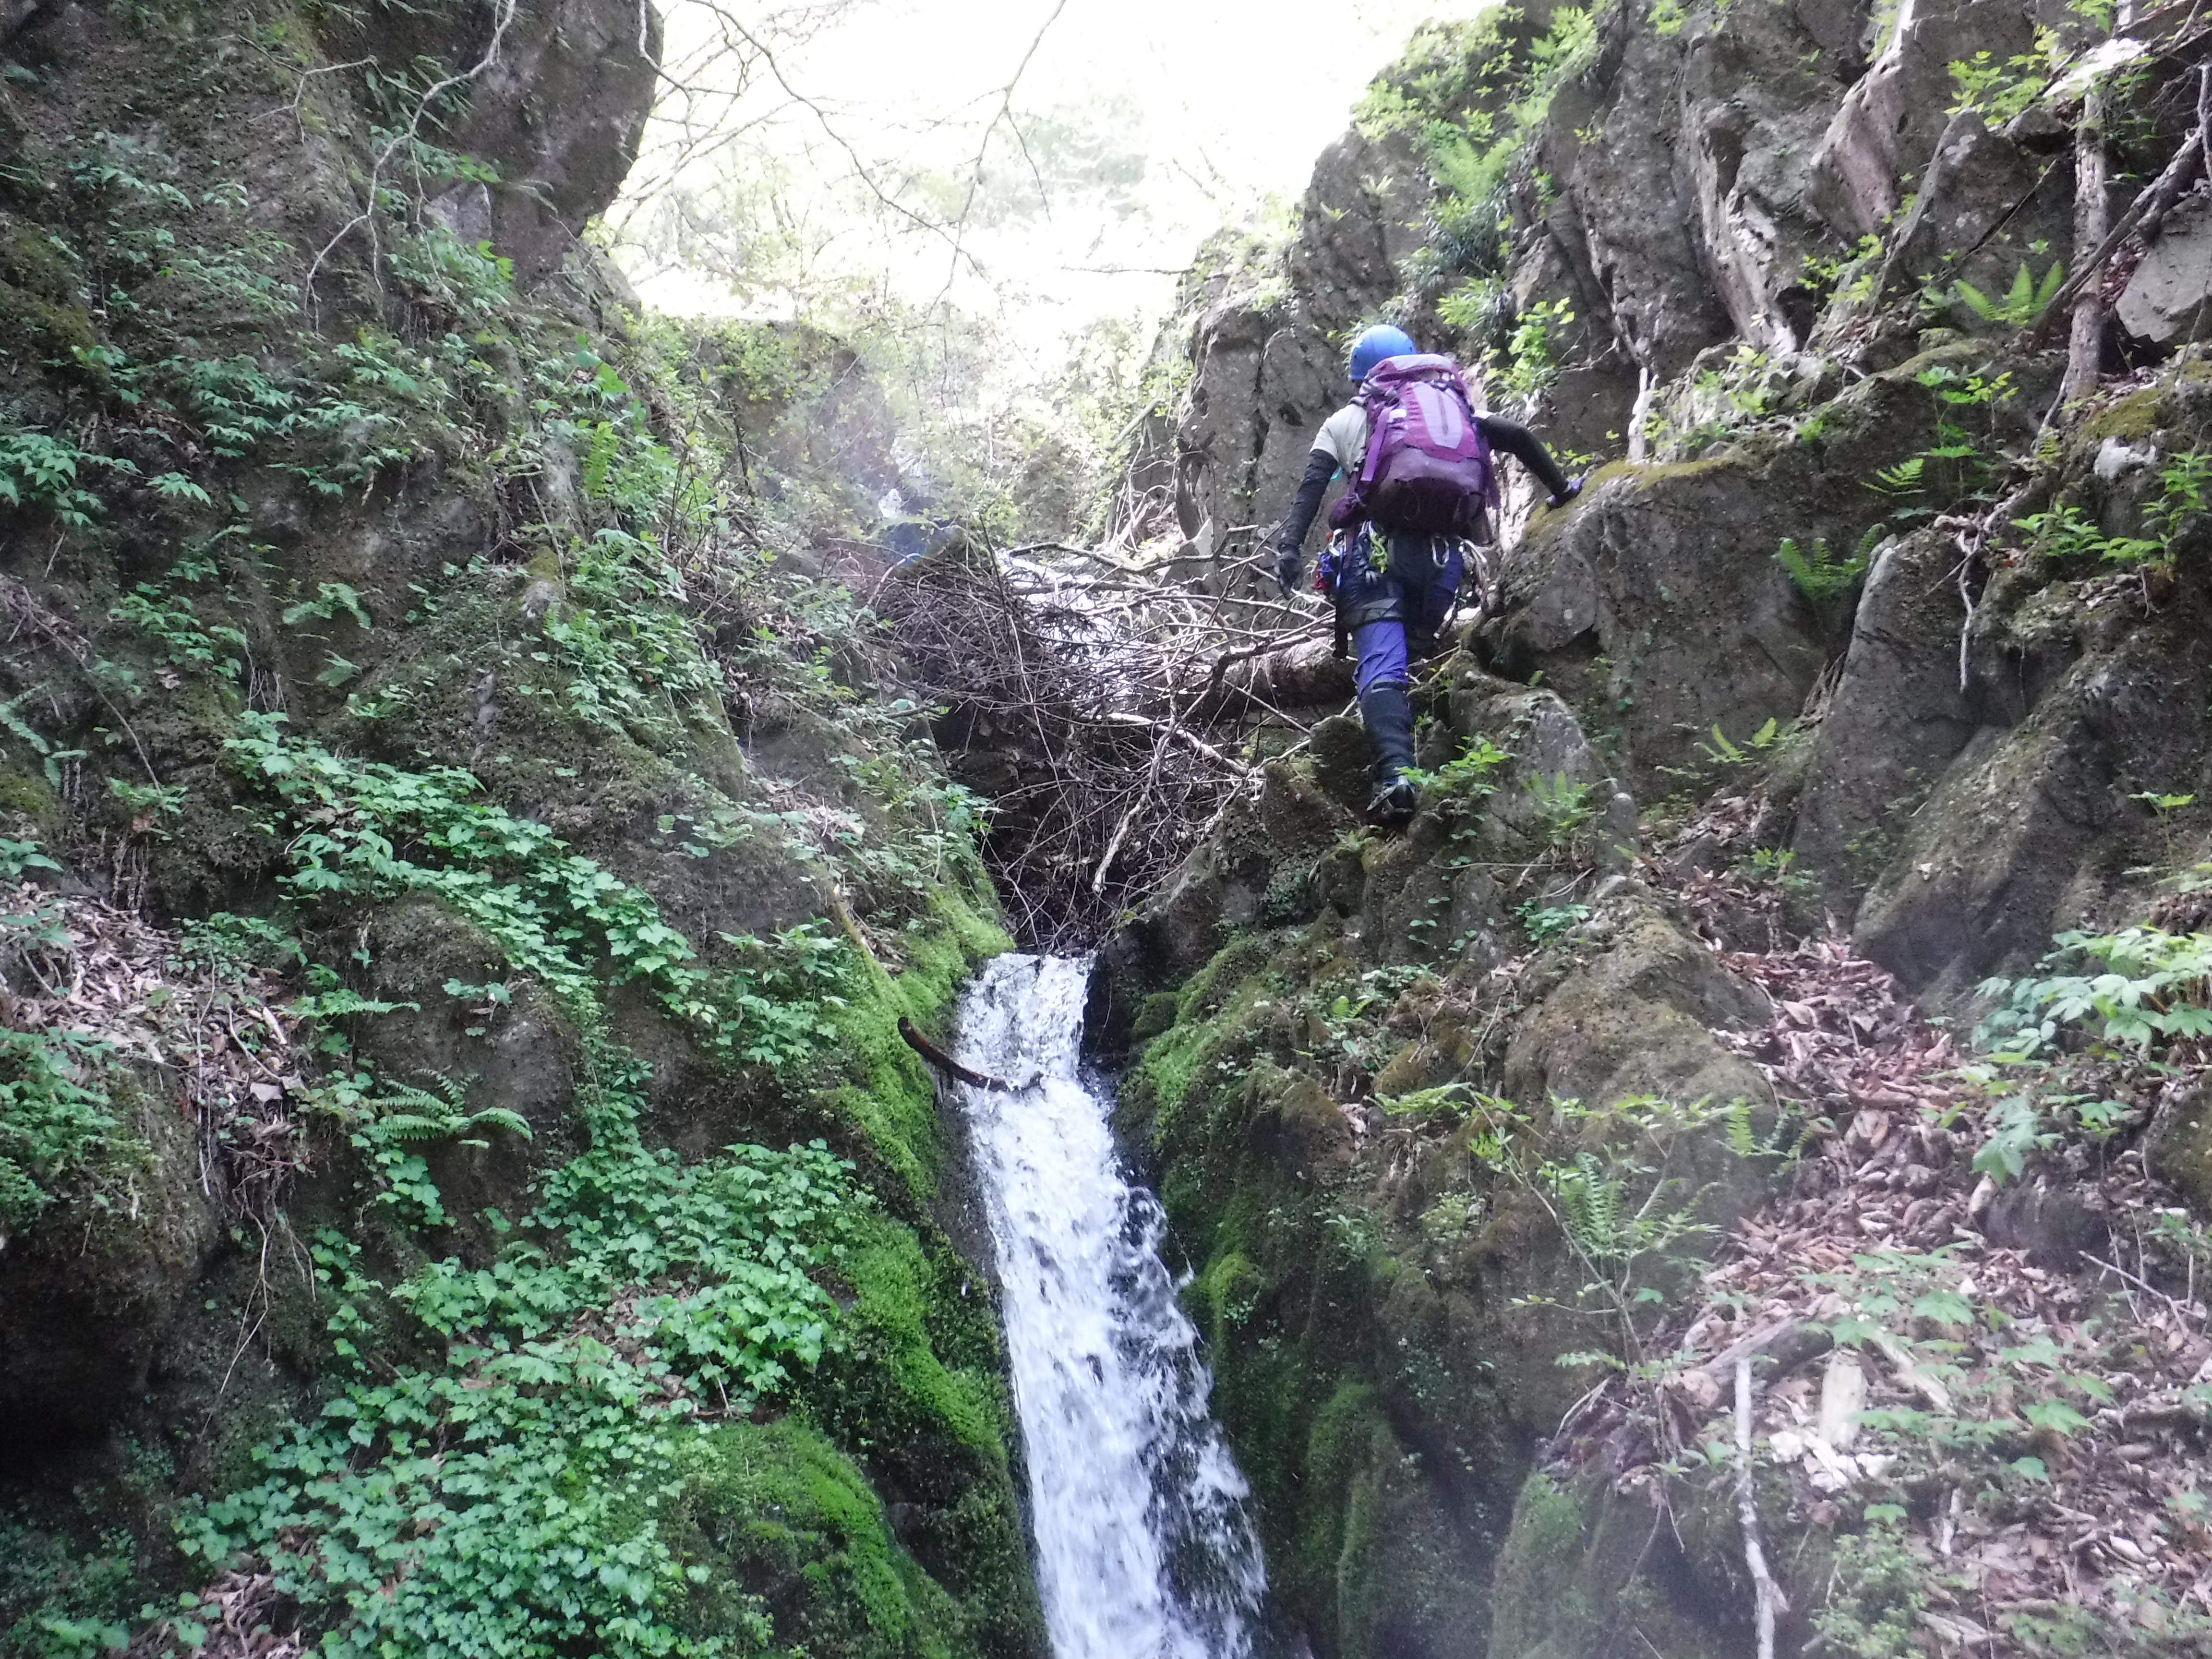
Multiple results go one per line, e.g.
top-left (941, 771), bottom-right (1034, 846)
top-left (954, 953), bottom-right (1267, 1659)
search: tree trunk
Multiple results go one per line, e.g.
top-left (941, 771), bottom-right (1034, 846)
top-left (2064, 87), bottom-right (2111, 407)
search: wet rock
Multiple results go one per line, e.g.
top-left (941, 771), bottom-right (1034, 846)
top-left (1138, 762), bottom-right (1353, 976)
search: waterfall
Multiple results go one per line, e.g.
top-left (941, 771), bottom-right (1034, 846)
top-left (954, 953), bottom-right (1267, 1659)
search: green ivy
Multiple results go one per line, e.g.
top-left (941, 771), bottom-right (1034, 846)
top-left (189, 1061), bottom-right (860, 1659)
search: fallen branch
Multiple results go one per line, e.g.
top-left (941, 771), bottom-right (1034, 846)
top-left (2026, 65), bottom-right (2211, 348)
top-left (1673, 1317), bottom-right (1833, 1414)
top-left (1735, 1358), bottom-right (1789, 1659)
top-left (898, 1017), bottom-right (1013, 1093)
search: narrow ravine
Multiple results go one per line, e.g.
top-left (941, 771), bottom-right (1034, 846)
top-left (954, 954), bottom-right (1267, 1659)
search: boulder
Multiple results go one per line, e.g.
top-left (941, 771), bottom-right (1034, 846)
top-left (2118, 198), bottom-right (2212, 345)
top-left (1857, 588), bottom-right (2212, 997)
top-left (1679, 0), bottom-right (1859, 350)
top-left (0, 1075), bottom-right (219, 1445)
top-left (349, 0), bottom-right (662, 280)
top-left (1501, 896), bottom-right (1771, 1109)
top-left (1479, 345), bottom-right (2044, 797)
top-left (1878, 112), bottom-right (2075, 333)
top-left (1806, 0), bottom-right (2039, 239)
top-left (1791, 528), bottom-right (1977, 913)
top-left (1174, 295), bottom-right (1340, 568)
top-left (1283, 127), bottom-right (1431, 339)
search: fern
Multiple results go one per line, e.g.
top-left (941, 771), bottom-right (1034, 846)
top-left (1867, 457), bottom-right (1925, 496)
top-left (1775, 527), bottom-right (1878, 603)
top-left (1954, 260), bottom-right (2064, 326)
top-left (1725, 1098), bottom-right (1761, 1159)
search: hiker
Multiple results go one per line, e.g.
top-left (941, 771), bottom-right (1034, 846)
top-left (1273, 323), bottom-right (1582, 825)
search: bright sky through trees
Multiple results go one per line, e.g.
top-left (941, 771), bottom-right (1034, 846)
top-left (613, 0), bottom-right (1488, 345)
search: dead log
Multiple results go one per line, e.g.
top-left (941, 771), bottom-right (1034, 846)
top-left (2062, 84), bottom-right (2111, 407)
top-left (898, 1017), bottom-right (1013, 1092)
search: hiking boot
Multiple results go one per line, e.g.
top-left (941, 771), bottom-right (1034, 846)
top-left (1358, 683), bottom-right (1419, 827)
top-left (1366, 775), bottom-right (1419, 826)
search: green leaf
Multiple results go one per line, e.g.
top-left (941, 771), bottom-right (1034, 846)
top-left (2023, 1398), bottom-right (2091, 1437)
top-left (1912, 1289), bottom-right (1973, 1327)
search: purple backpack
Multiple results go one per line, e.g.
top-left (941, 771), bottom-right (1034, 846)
top-left (1327, 354), bottom-right (1500, 537)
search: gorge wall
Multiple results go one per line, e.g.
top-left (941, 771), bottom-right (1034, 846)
top-left (0, 3), bottom-right (1046, 1656)
top-left (10, 0), bottom-right (2212, 1656)
top-left (1122, 1), bottom-right (2212, 1655)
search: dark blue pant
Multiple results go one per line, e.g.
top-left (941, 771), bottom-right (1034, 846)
top-left (1331, 529), bottom-right (1465, 695)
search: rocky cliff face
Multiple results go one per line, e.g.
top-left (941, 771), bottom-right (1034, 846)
top-left (0, 5), bottom-right (1042, 1656)
top-left (1122, 2), bottom-right (2212, 1655)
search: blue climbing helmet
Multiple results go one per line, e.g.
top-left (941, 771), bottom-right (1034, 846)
top-left (1348, 324), bottom-right (1419, 385)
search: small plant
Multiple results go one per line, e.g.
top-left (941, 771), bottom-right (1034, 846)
top-left (1465, 1092), bottom-right (1772, 1369)
top-left (1517, 899), bottom-right (1591, 942)
top-left (1977, 926), bottom-right (2212, 1058)
top-left (1776, 526), bottom-right (1882, 604)
top-left (1954, 260), bottom-right (2065, 326)
top-left (1527, 771), bottom-right (1595, 844)
top-left (1489, 297), bottom-right (1576, 404)
top-left (1403, 735), bottom-right (1509, 800)
top-left (1700, 716), bottom-right (1791, 768)
top-left (1866, 457), bottom-right (1924, 497)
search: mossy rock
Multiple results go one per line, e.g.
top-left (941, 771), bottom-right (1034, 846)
top-left (0, 1072), bottom-right (218, 1441)
top-left (666, 1420), bottom-right (974, 1659)
top-left (1488, 1469), bottom-right (1738, 1659)
top-left (1280, 1382), bottom-right (1491, 1659)
top-left (2148, 1082), bottom-right (2212, 1221)
top-left (0, 210), bottom-right (96, 373)
top-left (1310, 714), bottom-right (1374, 808)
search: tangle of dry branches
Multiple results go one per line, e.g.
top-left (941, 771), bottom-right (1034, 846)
top-left (869, 533), bottom-right (1346, 948)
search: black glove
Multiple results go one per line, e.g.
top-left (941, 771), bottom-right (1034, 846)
top-left (1546, 476), bottom-right (1584, 512)
top-left (1273, 546), bottom-right (1303, 597)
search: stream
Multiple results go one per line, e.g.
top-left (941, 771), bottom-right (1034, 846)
top-left (953, 953), bottom-right (1268, 1659)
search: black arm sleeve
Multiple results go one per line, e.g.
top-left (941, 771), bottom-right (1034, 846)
top-left (1478, 414), bottom-right (1572, 498)
top-left (1278, 448), bottom-right (1337, 553)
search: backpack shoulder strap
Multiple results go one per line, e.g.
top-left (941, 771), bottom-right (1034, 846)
top-left (1355, 396), bottom-right (1390, 487)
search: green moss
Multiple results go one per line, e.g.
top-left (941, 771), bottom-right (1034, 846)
top-left (1126, 944), bottom-right (1273, 1144)
top-left (0, 213), bottom-right (96, 373)
top-left (1130, 990), bottom-right (1179, 1041)
top-left (823, 882), bottom-right (1008, 1205)
top-left (666, 1421), bottom-right (965, 1659)
top-left (0, 770), bottom-right (59, 842)
top-left (804, 1213), bottom-right (1043, 1659)
top-left (1284, 1382), bottom-right (1491, 1659)
top-left (1190, 1249), bottom-right (1263, 1343)
top-left (1488, 1473), bottom-right (1603, 1658)
top-left (2083, 385), bottom-right (2166, 444)
top-left (834, 1216), bottom-right (1003, 1458)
